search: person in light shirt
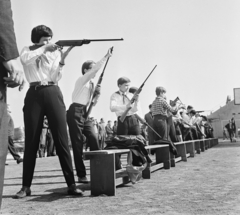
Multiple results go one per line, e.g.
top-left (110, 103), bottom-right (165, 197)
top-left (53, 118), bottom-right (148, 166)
top-left (110, 77), bottom-right (141, 135)
top-left (67, 48), bottom-right (112, 183)
top-left (110, 78), bottom-right (142, 170)
top-left (15, 25), bottom-right (83, 198)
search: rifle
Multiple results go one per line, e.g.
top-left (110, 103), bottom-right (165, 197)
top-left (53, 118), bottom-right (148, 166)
top-left (135, 114), bottom-right (162, 139)
top-left (85, 47), bottom-right (114, 119)
top-left (119, 65), bottom-right (157, 123)
top-left (135, 114), bottom-right (178, 156)
top-left (56, 38), bottom-right (123, 47)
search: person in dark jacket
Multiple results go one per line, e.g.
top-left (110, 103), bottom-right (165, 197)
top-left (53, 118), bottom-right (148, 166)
top-left (0, 0), bottom-right (26, 208)
top-left (144, 104), bottom-right (154, 145)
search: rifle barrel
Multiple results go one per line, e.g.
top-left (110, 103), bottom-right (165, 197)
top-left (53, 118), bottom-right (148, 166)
top-left (140, 65), bottom-right (157, 87)
top-left (56, 39), bottom-right (123, 46)
top-left (88, 38), bottom-right (123, 41)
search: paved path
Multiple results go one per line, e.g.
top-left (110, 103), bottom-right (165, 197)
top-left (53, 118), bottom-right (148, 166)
top-left (1, 140), bottom-right (240, 215)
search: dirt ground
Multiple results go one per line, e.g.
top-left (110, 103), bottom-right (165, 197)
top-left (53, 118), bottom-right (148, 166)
top-left (1, 139), bottom-right (240, 215)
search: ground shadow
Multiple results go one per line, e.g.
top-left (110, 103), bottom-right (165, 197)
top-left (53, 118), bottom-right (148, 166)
top-left (4, 181), bottom-right (65, 187)
top-left (26, 184), bottom-right (91, 202)
top-left (215, 142), bottom-right (240, 148)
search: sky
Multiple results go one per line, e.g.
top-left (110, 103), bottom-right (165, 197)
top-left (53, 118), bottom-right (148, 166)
top-left (7, 0), bottom-right (240, 127)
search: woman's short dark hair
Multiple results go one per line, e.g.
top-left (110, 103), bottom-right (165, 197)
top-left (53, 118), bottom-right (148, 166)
top-left (81, 60), bottom-right (95, 75)
top-left (117, 77), bottom-right (130, 86)
top-left (156, 86), bottom-right (166, 96)
top-left (31, 25), bottom-right (53, 44)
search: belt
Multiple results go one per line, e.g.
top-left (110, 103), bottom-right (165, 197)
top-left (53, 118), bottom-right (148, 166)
top-left (118, 114), bottom-right (136, 119)
top-left (72, 103), bottom-right (86, 108)
top-left (153, 114), bottom-right (167, 119)
top-left (30, 81), bottom-right (56, 87)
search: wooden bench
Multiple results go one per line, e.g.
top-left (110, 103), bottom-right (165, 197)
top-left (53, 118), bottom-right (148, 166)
top-left (84, 144), bottom-right (170, 196)
top-left (173, 141), bottom-right (188, 161)
top-left (83, 138), bottom-right (219, 196)
top-left (142, 144), bottom-right (170, 179)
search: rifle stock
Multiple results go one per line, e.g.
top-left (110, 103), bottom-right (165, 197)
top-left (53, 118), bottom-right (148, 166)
top-left (56, 38), bottom-right (123, 47)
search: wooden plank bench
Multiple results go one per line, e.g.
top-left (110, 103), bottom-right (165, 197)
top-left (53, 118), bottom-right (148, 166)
top-left (83, 138), bottom-right (219, 196)
top-left (84, 144), bottom-right (170, 196)
top-left (142, 144), bottom-right (170, 179)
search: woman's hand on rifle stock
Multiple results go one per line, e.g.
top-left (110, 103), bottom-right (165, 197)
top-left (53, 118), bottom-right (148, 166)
top-left (59, 46), bottom-right (75, 65)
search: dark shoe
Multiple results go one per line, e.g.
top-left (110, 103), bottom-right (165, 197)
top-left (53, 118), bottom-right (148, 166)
top-left (5, 163), bottom-right (8, 166)
top-left (14, 187), bottom-right (31, 199)
top-left (17, 158), bottom-right (23, 164)
top-left (67, 184), bottom-right (83, 196)
top-left (78, 176), bottom-right (89, 184)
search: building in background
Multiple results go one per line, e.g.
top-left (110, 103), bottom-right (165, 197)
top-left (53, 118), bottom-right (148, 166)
top-left (208, 100), bottom-right (240, 138)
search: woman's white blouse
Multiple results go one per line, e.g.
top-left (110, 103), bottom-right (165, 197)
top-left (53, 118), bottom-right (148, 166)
top-left (20, 46), bottom-right (63, 84)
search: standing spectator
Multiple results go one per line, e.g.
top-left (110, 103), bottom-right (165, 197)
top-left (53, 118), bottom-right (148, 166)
top-left (231, 118), bottom-right (236, 141)
top-left (98, 118), bottom-right (106, 149)
top-left (46, 129), bottom-right (56, 157)
top-left (0, 0), bottom-right (26, 208)
top-left (223, 127), bottom-right (228, 140)
top-left (225, 120), bottom-right (234, 142)
top-left (144, 104), bottom-right (154, 145)
top-left (112, 120), bottom-right (118, 135)
top-left (93, 119), bottom-right (99, 136)
top-left (105, 120), bottom-right (113, 140)
top-left (38, 117), bottom-right (48, 158)
top-left (7, 105), bottom-right (23, 164)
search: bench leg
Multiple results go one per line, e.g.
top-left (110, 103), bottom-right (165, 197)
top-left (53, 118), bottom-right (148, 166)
top-left (90, 154), bottom-right (116, 196)
top-left (205, 140), bottom-right (209, 150)
top-left (170, 152), bottom-right (175, 167)
top-left (195, 141), bottom-right (201, 154)
top-left (186, 142), bottom-right (195, 157)
top-left (176, 144), bottom-right (187, 161)
top-left (209, 139), bottom-right (213, 148)
top-left (156, 147), bottom-right (170, 169)
top-left (200, 140), bottom-right (205, 152)
top-left (142, 162), bottom-right (151, 179)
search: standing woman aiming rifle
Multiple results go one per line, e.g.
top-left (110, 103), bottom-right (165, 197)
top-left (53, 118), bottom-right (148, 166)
top-left (15, 25), bottom-right (83, 198)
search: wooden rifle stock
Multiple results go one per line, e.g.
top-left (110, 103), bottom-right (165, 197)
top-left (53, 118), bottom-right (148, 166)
top-left (119, 65), bottom-right (157, 123)
top-left (56, 38), bottom-right (123, 47)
